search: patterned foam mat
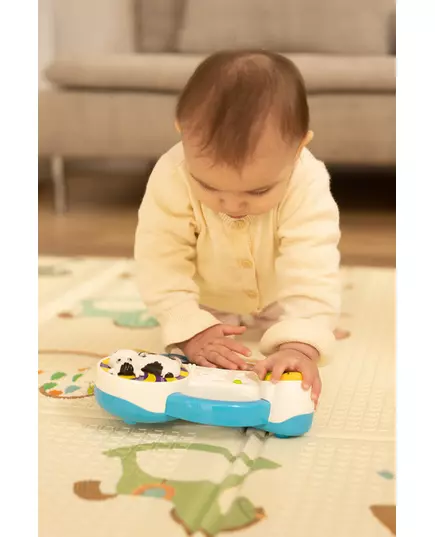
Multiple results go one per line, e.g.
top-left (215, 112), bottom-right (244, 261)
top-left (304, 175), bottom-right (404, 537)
top-left (38, 257), bottom-right (396, 537)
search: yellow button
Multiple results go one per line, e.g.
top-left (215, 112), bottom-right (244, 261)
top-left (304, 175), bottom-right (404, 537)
top-left (264, 372), bottom-right (303, 382)
top-left (234, 220), bottom-right (246, 229)
top-left (240, 259), bottom-right (253, 269)
top-left (245, 290), bottom-right (258, 299)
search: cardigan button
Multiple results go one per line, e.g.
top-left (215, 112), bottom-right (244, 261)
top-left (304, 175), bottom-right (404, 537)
top-left (245, 290), bottom-right (258, 299)
top-left (234, 220), bottom-right (247, 229)
top-left (239, 259), bottom-right (253, 269)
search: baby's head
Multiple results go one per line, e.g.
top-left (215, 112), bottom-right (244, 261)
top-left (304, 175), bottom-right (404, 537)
top-left (176, 50), bottom-right (312, 217)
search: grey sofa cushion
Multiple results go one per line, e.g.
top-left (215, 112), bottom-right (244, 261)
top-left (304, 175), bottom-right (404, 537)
top-left (52, 0), bottom-right (135, 58)
top-left (134, 0), bottom-right (185, 52)
top-left (45, 53), bottom-right (396, 94)
top-left (177, 0), bottom-right (395, 55)
top-left (39, 90), bottom-right (395, 165)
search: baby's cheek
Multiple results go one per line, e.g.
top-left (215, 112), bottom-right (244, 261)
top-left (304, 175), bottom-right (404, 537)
top-left (191, 187), bottom-right (218, 210)
top-left (269, 186), bottom-right (289, 209)
top-left (251, 193), bottom-right (282, 213)
top-left (202, 195), bottom-right (222, 213)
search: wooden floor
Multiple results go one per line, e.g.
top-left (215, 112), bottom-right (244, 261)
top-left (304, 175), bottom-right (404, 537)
top-left (38, 169), bottom-right (395, 267)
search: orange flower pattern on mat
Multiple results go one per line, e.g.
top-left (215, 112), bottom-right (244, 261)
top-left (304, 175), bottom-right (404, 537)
top-left (132, 483), bottom-right (175, 500)
top-left (48, 390), bottom-right (63, 397)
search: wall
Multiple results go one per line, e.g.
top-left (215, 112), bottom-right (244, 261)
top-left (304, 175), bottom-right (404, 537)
top-left (38, 0), bottom-right (54, 89)
top-left (38, 0), bottom-right (148, 176)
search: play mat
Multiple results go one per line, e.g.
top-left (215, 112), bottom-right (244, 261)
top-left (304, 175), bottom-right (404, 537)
top-left (39, 257), bottom-right (396, 537)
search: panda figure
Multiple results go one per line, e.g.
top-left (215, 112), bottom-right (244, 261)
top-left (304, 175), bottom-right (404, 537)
top-left (107, 349), bottom-right (182, 380)
top-left (107, 349), bottom-right (144, 377)
top-left (138, 351), bottom-right (182, 379)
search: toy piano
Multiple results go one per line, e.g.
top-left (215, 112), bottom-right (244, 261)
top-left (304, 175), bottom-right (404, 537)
top-left (95, 349), bottom-right (314, 438)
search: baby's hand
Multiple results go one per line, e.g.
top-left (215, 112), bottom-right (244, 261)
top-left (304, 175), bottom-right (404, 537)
top-left (179, 324), bottom-right (251, 370)
top-left (253, 343), bottom-right (322, 406)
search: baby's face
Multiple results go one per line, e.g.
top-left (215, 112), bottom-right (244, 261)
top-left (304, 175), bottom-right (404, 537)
top-left (182, 127), bottom-right (300, 218)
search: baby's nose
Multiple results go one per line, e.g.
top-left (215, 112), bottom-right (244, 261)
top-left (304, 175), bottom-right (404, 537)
top-left (221, 196), bottom-right (246, 213)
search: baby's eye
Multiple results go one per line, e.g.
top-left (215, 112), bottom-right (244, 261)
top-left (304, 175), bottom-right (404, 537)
top-left (249, 188), bottom-right (270, 196)
top-left (200, 182), bottom-right (217, 192)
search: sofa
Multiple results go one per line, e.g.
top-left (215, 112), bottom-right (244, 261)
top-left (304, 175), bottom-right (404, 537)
top-left (39, 0), bottom-right (396, 213)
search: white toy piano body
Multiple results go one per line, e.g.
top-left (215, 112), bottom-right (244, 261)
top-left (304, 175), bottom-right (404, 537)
top-left (95, 349), bottom-right (315, 438)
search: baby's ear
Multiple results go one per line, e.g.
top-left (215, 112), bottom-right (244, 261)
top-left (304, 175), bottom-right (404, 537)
top-left (304, 130), bottom-right (314, 146)
top-left (296, 131), bottom-right (314, 159)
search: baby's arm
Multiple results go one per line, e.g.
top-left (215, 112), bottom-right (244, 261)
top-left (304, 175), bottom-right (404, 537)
top-left (260, 155), bottom-right (341, 363)
top-left (134, 156), bottom-right (250, 368)
top-left (134, 157), bottom-right (220, 348)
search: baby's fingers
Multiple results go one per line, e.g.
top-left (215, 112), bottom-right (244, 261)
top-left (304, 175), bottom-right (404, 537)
top-left (220, 338), bottom-right (251, 358)
top-left (271, 363), bottom-right (287, 383)
top-left (221, 324), bottom-right (247, 336)
top-left (311, 375), bottom-right (322, 406)
top-left (193, 354), bottom-right (217, 368)
top-left (298, 360), bottom-right (316, 391)
top-left (253, 360), bottom-right (268, 380)
top-left (213, 345), bottom-right (247, 370)
top-left (205, 348), bottom-right (238, 370)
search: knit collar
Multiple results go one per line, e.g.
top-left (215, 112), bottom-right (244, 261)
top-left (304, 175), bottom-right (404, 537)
top-left (219, 213), bottom-right (254, 228)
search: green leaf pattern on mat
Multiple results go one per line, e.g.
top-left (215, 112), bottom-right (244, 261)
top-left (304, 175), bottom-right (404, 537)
top-left (51, 371), bottom-right (67, 381)
top-left (42, 382), bottom-right (57, 391)
top-left (79, 299), bottom-right (159, 329)
top-left (99, 441), bottom-right (280, 536)
top-left (39, 368), bottom-right (94, 398)
top-left (378, 470), bottom-right (395, 480)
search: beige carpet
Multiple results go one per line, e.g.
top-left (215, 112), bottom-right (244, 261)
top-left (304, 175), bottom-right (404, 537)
top-left (39, 257), bottom-right (396, 537)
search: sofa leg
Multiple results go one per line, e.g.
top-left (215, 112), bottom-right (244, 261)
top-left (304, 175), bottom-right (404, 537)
top-left (50, 156), bottom-right (67, 214)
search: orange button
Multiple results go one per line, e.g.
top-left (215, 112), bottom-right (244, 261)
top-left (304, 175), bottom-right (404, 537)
top-left (245, 290), bottom-right (258, 299)
top-left (240, 259), bottom-right (253, 269)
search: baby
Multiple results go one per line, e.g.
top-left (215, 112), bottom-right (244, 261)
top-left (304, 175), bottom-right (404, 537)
top-left (134, 50), bottom-right (341, 406)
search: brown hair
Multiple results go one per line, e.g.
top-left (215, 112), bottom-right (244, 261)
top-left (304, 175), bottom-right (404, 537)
top-left (176, 50), bottom-right (309, 168)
